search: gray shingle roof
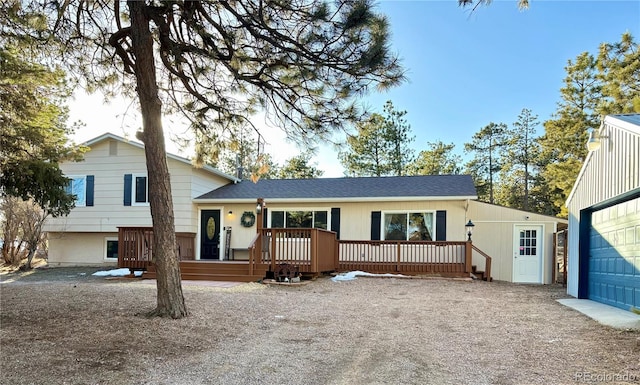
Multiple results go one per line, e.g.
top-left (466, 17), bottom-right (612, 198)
top-left (196, 175), bottom-right (477, 201)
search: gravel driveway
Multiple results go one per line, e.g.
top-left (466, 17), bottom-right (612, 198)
top-left (1, 267), bottom-right (639, 385)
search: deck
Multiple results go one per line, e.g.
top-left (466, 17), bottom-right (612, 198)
top-left (118, 227), bottom-right (492, 282)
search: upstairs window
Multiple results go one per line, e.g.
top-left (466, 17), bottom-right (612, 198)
top-left (64, 175), bottom-right (94, 207)
top-left (124, 174), bottom-right (149, 206)
top-left (134, 175), bottom-right (148, 204)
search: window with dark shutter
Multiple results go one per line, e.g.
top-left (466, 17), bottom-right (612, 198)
top-left (436, 210), bottom-right (447, 241)
top-left (331, 208), bottom-right (341, 239)
top-left (371, 211), bottom-right (381, 240)
top-left (123, 174), bottom-right (132, 206)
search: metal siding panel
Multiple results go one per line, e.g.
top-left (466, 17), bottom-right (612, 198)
top-left (588, 196), bottom-right (640, 310)
top-left (567, 213), bottom-right (580, 297)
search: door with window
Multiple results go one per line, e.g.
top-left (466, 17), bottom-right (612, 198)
top-left (200, 210), bottom-right (221, 260)
top-left (513, 225), bottom-right (543, 283)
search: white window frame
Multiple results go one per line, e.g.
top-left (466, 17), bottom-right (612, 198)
top-left (268, 208), bottom-right (330, 230)
top-left (65, 175), bottom-right (87, 207)
top-left (381, 210), bottom-right (436, 241)
top-left (104, 237), bottom-right (119, 261)
top-left (132, 173), bottom-right (150, 206)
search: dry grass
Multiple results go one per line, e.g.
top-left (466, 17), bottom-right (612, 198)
top-left (1, 265), bottom-right (639, 385)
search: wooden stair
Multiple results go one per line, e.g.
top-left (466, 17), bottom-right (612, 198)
top-left (471, 265), bottom-right (491, 281)
top-left (143, 261), bottom-right (269, 282)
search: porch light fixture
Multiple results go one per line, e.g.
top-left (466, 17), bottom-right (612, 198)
top-left (465, 220), bottom-right (475, 242)
top-left (586, 121), bottom-right (609, 152)
top-left (228, 210), bottom-right (233, 216)
top-left (256, 199), bottom-right (263, 214)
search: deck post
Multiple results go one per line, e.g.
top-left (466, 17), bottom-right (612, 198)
top-left (117, 227), bottom-right (124, 268)
top-left (396, 241), bottom-right (401, 272)
top-left (334, 233), bottom-right (339, 271)
top-left (465, 241), bottom-right (472, 274)
top-left (256, 198), bottom-right (264, 264)
top-left (249, 244), bottom-right (254, 276)
top-left (311, 229), bottom-right (318, 273)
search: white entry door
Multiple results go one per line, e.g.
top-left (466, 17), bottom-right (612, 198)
top-left (513, 225), bottom-right (543, 283)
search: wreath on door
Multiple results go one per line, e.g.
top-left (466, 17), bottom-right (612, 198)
top-left (241, 211), bottom-right (256, 227)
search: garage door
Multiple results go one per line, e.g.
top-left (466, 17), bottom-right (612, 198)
top-left (588, 197), bottom-right (640, 310)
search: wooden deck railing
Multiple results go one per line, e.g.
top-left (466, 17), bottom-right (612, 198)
top-left (338, 240), bottom-right (472, 276)
top-left (117, 227), bottom-right (195, 270)
top-left (120, 226), bottom-right (485, 280)
top-left (248, 228), bottom-right (339, 274)
top-left (472, 244), bottom-right (492, 282)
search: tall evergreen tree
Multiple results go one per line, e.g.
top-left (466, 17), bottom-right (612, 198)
top-left (597, 32), bottom-right (640, 114)
top-left (3, 1), bottom-right (404, 318)
top-left (340, 113), bottom-right (391, 177)
top-left (339, 100), bottom-right (414, 176)
top-left (537, 52), bottom-right (601, 217)
top-left (464, 122), bottom-right (508, 203)
top-left (278, 152), bottom-right (324, 179)
top-left (407, 141), bottom-right (461, 176)
top-left (502, 108), bottom-right (539, 211)
top-left (0, 46), bottom-right (83, 218)
top-left (383, 101), bottom-right (414, 175)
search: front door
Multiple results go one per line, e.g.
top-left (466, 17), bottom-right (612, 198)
top-left (513, 225), bottom-right (543, 283)
top-left (200, 210), bottom-right (221, 260)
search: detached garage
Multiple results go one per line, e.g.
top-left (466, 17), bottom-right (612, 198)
top-left (566, 114), bottom-right (640, 311)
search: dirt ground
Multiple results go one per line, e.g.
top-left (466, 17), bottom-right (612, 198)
top-left (1, 265), bottom-right (639, 385)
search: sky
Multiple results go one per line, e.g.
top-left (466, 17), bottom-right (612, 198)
top-left (69, 0), bottom-right (640, 178)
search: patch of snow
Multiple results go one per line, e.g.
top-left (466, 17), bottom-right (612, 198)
top-left (92, 268), bottom-right (131, 277)
top-left (331, 270), bottom-right (408, 282)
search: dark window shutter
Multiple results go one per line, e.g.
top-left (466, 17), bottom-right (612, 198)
top-left (123, 174), bottom-right (132, 206)
top-left (86, 175), bottom-right (94, 207)
top-left (436, 210), bottom-right (447, 241)
top-left (331, 208), bottom-right (341, 240)
top-left (262, 208), bottom-right (268, 228)
top-left (371, 211), bottom-right (381, 240)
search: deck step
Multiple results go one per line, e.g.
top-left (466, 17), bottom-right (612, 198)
top-left (143, 271), bottom-right (265, 282)
top-left (145, 261), bottom-right (268, 282)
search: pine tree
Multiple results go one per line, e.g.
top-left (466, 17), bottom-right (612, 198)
top-left (464, 122), bottom-right (508, 203)
top-left (383, 101), bottom-right (415, 176)
top-left (537, 52), bottom-right (601, 217)
top-left (408, 141), bottom-right (461, 176)
top-left (339, 101), bottom-right (414, 176)
top-left (503, 108), bottom-right (539, 211)
top-left (597, 32), bottom-right (640, 114)
top-left (278, 153), bottom-right (324, 179)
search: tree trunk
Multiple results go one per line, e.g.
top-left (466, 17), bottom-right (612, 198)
top-left (23, 248), bottom-right (36, 270)
top-left (128, 1), bottom-right (187, 318)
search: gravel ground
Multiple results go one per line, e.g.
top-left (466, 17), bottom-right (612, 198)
top-left (1, 266), bottom-right (639, 385)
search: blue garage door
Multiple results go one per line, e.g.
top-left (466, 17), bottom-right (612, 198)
top-left (588, 197), bottom-right (640, 310)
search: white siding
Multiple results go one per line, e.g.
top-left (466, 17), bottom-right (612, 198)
top-left (44, 139), bottom-right (232, 233)
top-left (218, 200), bottom-right (468, 249)
top-left (44, 136), bottom-right (234, 264)
top-left (467, 201), bottom-right (565, 283)
top-left (566, 115), bottom-right (640, 297)
top-left (48, 232), bottom-right (118, 266)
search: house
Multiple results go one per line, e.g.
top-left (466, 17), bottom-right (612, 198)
top-left (566, 114), bottom-right (640, 311)
top-left (45, 132), bottom-right (567, 283)
top-left (195, 180), bottom-right (566, 283)
top-left (43, 133), bottom-right (239, 265)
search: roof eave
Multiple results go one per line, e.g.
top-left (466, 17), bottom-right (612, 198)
top-left (194, 195), bottom-right (478, 204)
